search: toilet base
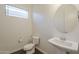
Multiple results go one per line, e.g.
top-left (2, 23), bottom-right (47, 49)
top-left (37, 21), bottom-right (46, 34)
top-left (26, 47), bottom-right (35, 54)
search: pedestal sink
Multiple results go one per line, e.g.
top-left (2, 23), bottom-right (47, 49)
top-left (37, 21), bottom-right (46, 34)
top-left (48, 37), bottom-right (78, 51)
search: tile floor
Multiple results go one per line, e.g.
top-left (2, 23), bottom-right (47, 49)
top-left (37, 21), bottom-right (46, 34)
top-left (11, 48), bottom-right (43, 54)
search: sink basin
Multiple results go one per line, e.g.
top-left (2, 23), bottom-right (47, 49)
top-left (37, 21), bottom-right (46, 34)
top-left (48, 37), bottom-right (78, 51)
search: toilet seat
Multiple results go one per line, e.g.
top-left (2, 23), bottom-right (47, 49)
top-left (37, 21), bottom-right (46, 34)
top-left (23, 36), bottom-right (39, 53)
top-left (24, 43), bottom-right (35, 50)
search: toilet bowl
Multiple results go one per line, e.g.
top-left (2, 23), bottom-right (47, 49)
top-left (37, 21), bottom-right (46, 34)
top-left (24, 43), bottom-right (35, 54)
top-left (24, 36), bottom-right (39, 54)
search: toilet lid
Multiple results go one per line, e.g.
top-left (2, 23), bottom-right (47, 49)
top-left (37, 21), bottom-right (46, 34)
top-left (24, 43), bottom-right (35, 50)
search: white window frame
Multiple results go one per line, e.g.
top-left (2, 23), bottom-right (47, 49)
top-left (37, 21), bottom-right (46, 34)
top-left (5, 5), bottom-right (28, 19)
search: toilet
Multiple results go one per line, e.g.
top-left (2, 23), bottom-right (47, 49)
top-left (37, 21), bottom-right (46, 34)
top-left (24, 36), bottom-right (40, 54)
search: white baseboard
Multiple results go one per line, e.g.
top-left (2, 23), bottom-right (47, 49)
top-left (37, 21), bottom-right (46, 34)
top-left (36, 47), bottom-right (47, 54)
top-left (0, 47), bottom-right (47, 54)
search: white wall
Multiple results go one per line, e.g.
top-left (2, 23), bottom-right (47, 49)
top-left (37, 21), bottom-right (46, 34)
top-left (32, 4), bottom-right (79, 54)
top-left (32, 4), bottom-right (65, 54)
top-left (0, 4), bottom-right (33, 53)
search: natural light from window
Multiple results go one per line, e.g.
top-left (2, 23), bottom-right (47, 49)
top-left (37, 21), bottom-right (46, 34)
top-left (6, 5), bottom-right (28, 19)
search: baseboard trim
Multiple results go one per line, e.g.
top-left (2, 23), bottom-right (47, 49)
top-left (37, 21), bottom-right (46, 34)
top-left (0, 47), bottom-right (47, 54)
top-left (36, 47), bottom-right (47, 54)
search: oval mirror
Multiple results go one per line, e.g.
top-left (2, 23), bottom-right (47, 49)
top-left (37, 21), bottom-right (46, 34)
top-left (54, 4), bottom-right (78, 33)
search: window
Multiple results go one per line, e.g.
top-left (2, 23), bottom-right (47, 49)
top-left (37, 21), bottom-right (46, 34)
top-left (6, 5), bottom-right (28, 19)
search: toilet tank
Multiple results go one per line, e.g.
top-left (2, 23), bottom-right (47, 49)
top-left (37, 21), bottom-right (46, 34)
top-left (32, 36), bottom-right (40, 45)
